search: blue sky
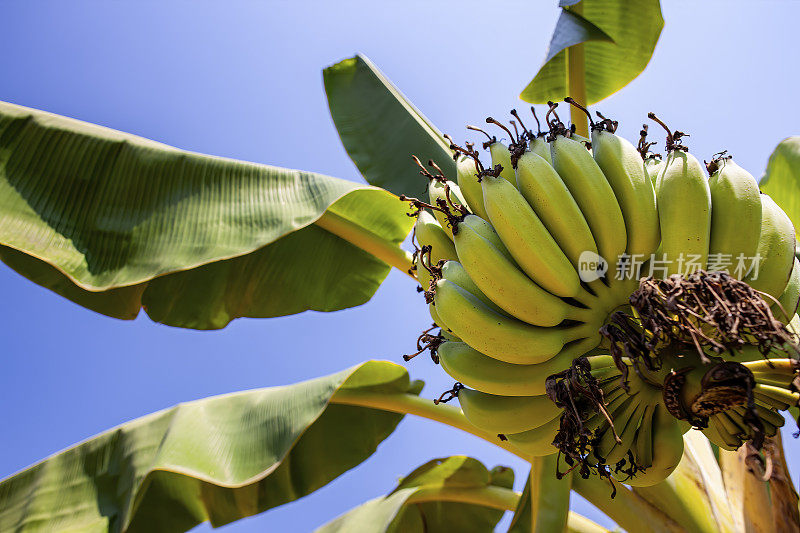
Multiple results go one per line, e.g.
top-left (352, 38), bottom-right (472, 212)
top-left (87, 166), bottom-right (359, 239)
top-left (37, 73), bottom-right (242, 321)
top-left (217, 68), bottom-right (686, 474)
top-left (1, 1), bottom-right (798, 531)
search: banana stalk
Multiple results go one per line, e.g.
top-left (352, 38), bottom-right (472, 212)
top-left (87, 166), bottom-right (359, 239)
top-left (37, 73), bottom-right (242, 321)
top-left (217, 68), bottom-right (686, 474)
top-left (508, 455), bottom-right (572, 533)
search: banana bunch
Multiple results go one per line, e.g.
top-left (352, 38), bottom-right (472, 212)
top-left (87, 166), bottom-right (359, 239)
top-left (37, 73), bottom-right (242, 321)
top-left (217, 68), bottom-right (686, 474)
top-left (405, 101), bottom-right (800, 487)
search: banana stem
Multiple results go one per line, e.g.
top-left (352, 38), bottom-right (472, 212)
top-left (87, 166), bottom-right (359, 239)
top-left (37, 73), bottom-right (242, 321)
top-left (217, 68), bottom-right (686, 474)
top-left (566, 4), bottom-right (589, 138)
top-left (330, 390), bottom-right (527, 458)
top-left (572, 476), bottom-right (683, 533)
top-left (314, 210), bottom-right (415, 278)
top-left (405, 486), bottom-right (520, 511)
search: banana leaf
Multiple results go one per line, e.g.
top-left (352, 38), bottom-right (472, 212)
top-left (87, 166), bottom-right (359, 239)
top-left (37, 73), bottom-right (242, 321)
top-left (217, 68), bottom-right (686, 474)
top-left (520, 0), bottom-right (663, 105)
top-left (0, 361), bottom-right (421, 532)
top-left (316, 456), bottom-right (515, 533)
top-left (760, 136), bottom-right (800, 238)
top-left (0, 101), bottom-right (414, 329)
top-left (324, 54), bottom-right (455, 199)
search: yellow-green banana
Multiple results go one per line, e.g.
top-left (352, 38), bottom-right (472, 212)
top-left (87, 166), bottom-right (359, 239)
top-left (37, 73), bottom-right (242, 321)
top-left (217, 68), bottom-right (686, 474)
top-left (773, 257), bottom-right (800, 323)
top-left (745, 194), bottom-right (796, 299)
top-left (437, 342), bottom-right (613, 397)
top-left (439, 261), bottom-right (507, 316)
top-left (529, 136), bottom-right (552, 165)
top-left (481, 172), bottom-right (582, 297)
top-left (432, 278), bottom-right (592, 364)
top-left (414, 211), bottom-right (457, 289)
top-left (591, 128), bottom-right (660, 260)
top-left (488, 141), bottom-right (516, 185)
top-left (515, 151), bottom-right (599, 272)
top-left (644, 156), bottom-right (663, 188)
top-left (550, 134), bottom-right (627, 274)
top-left (707, 158), bottom-right (762, 277)
top-left (626, 403), bottom-right (684, 486)
top-left (655, 150), bottom-right (711, 275)
top-left (452, 215), bottom-right (592, 326)
top-left (427, 178), bottom-right (468, 239)
top-left (505, 415), bottom-right (561, 456)
top-left (455, 155), bottom-right (490, 221)
top-left (458, 388), bottom-right (561, 435)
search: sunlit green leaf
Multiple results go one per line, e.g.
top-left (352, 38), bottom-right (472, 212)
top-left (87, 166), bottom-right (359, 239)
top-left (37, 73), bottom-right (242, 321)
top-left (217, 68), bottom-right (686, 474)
top-left (317, 456), bottom-right (515, 533)
top-left (0, 361), bottom-right (421, 532)
top-left (0, 101), bottom-right (413, 329)
top-left (324, 54), bottom-right (454, 199)
top-left (520, 0), bottom-right (663, 105)
top-left (760, 136), bottom-right (800, 238)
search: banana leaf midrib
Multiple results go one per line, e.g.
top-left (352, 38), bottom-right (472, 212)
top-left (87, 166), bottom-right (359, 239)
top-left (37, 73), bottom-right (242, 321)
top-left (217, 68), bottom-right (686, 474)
top-left (0, 101), bottom-right (407, 293)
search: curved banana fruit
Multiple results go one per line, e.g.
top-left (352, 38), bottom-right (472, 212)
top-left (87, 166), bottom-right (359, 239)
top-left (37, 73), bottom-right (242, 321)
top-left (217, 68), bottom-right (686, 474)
top-left (591, 394), bottom-right (641, 465)
top-left (655, 150), bottom-right (711, 275)
top-left (515, 151), bottom-right (599, 272)
top-left (488, 141), bottom-right (516, 185)
top-left (437, 342), bottom-right (611, 397)
top-left (505, 415), bottom-right (561, 457)
top-left (439, 261), bottom-right (507, 316)
top-left (632, 404), bottom-right (655, 468)
top-left (427, 178), bottom-right (468, 239)
top-left (704, 416), bottom-right (740, 450)
top-left (773, 257), bottom-right (800, 323)
top-left (481, 172), bottom-right (582, 297)
top-left (458, 388), bottom-right (561, 435)
top-left (455, 155), bottom-right (490, 221)
top-left (746, 194), bottom-right (796, 299)
top-left (591, 129), bottom-right (660, 260)
top-left (452, 216), bottom-right (591, 326)
top-left (644, 156), bottom-right (664, 188)
top-left (626, 403), bottom-right (684, 487)
top-left (458, 214), bottom-right (513, 260)
top-left (414, 211), bottom-right (458, 289)
top-left (529, 136), bottom-right (553, 165)
top-left (432, 278), bottom-right (591, 364)
top-left (550, 134), bottom-right (627, 274)
top-left (707, 158), bottom-right (762, 277)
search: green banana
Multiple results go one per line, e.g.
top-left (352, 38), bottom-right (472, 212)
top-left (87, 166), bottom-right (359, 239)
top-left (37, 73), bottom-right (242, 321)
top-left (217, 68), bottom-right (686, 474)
top-left (427, 178), bottom-right (468, 239)
top-left (755, 383), bottom-right (800, 410)
top-left (655, 150), bottom-right (712, 275)
top-left (437, 342), bottom-right (614, 397)
top-left (457, 214), bottom-right (513, 260)
top-left (707, 158), bottom-right (762, 277)
top-left (625, 403), bottom-right (684, 486)
top-left (432, 278), bottom-right (592, 364)
top-left (550, 133), bottom-right (627, 275)
top-left (773, 257), bottom-right (800, 323)
top-left (481, 172), bottom-right (582, 298)
top-left (704, 415), bottom-right (740, 450)
top-left (591, 395), bottom-right (641, 465)
top-left (455, 155), bottom-right (490, 221)
top-left (488, 141), bottom-right (516, 185)
top-left (439, 261), bottom-right (507, 315)
top-left (414, 211), bottom-right (457, 289)
top-left (746, 194), bottom-right (796, 299)
top-left (458, 388), bottom-right (561, 434)
top-left (452, 216), bottom-right (592, 326)
top-left (529, 135), bottom-right (553, 165)
top-left (514, 150), bottom-right (599, 273)
top-left (632, 404), bottom-right (655, 468)
top-left (644, 156), bottom-right (663, 188)
top-left (505, 415), bottom-right (561, 457)
top-left (591, 128), bottom-right (660, 260)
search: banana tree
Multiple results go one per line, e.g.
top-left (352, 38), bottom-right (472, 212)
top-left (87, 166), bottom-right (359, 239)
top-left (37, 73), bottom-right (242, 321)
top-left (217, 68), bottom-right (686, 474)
top-left (1, 1), bottom-right (799, 532)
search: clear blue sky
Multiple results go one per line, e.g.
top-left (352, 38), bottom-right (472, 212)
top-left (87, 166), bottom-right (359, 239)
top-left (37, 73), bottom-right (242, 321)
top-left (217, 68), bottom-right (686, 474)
top-left (0, 1), bottom-right (798, 531)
